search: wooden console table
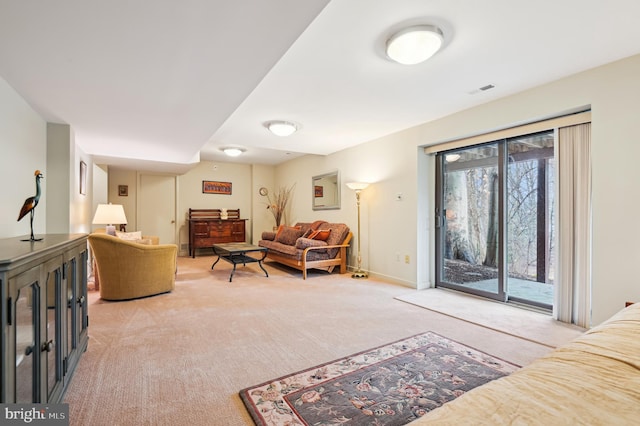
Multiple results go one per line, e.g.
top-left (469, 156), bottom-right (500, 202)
top-left (188, 208), bottom-right (247, 257)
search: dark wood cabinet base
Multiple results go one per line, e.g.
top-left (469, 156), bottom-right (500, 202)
top-left (188, 209), bottom-right (247, 257)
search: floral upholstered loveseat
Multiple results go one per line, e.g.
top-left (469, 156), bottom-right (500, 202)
top-left (258, 221), bottom-right (352, 279)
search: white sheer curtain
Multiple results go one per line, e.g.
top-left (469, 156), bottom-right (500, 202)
top-left (555, 123), bottom-right (592, 327)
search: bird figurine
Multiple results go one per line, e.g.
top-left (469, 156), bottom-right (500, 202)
top-left (18, 170), bottom-right (44, 241)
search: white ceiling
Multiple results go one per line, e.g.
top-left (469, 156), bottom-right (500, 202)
top-left (2, 1), bottom-right (640, 173)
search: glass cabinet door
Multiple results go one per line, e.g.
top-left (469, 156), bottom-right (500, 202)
top-left (64, 248), bottom-right (88, 387)
top-left (3, 234), bottom-right (89, 404)
top-left (44, 263), bottom-right (62, 401)
top-left (15, 283), bottom-right (39, 402)
top-left (74, 251), bottom-right (88, 342)
top-left (66, 258), bottom-right (77, 361)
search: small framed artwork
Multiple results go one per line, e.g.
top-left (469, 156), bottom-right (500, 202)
top-left (203, 180), bottom-right (232, 195)
top-left (314, 185), bottom-right (324, 197)
top-left (118, 185), bottom-right (128, 196)
top-left (79, 161), bottom-right (87, 195)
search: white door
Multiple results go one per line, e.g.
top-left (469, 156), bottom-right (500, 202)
top-left (138, 174), bottom-right (176, 244)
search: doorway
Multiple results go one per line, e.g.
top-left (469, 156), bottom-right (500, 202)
top-left (435, 130), bottom-right (555, 310)
top-left (138, 174), bottom-right (176, 244)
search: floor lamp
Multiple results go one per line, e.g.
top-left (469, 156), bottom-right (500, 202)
top-left (346, 182), bottom-right (369, 278)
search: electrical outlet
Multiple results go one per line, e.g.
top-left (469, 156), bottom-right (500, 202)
top-left (396, 252), bottom-right (400, 262)
top-left (404, 254), bottom-right (410, 264)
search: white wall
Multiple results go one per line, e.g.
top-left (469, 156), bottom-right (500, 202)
top-left (1, 76), bottom-right (93, 239)
top-left (276, 54), bottom-right (640, 325)
top-left (0, 76), bottom-right (47, 238)
top-left (45, 122), bottom-right (93, 234)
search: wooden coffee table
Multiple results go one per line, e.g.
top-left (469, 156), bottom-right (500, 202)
top-left (211, 243), bottom-right (268, 282)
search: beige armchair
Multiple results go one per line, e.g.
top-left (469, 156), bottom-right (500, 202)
top-left (88, 233), bottom-right (177, 301)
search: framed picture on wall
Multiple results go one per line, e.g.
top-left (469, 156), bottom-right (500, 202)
top-left (79, 161), bottom-right (87, 195)
top-left (203, 180), bottom-right (232, 195)
top-left (118, 185), bottom-right (128, 196)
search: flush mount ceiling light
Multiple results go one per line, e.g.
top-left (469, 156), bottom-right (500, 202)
top-left (264, 120), bottom-right (298, 137)
top-left (386, 24), bottom-right (444, 65)
top-left (221, 147), bottom-right (245, 157)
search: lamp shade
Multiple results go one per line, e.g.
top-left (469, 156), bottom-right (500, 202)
top-left (346, 182), bottom-right (370, 191)
top-left (92, 204), bottom-right (128, 225)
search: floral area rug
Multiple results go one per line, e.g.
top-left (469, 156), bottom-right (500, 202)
top-left (239, 332), bottom-right (519, 425)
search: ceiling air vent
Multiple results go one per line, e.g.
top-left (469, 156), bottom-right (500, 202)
top-left (468, 84), bottom-right (496, 95)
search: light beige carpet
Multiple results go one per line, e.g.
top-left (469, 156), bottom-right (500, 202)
top-left (395, 288), bottom-right (585, 348)
top-left (63, 256), bottom-right (574, 426)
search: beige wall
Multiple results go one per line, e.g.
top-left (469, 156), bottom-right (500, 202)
top-left (251, 164), bottom-right (277, 244)
top-left (176, 161), bottom-right (253, 253)
top-left (107, 168), bottom-right (138, 231)
top-left (91, 164), bottom-right (109, 231)
top-left (273, 54), bottom-right (640, 325)
top-left (276, 140), bottom-right (419, 287)
top-left (69, 133), bottom-right (93, 234)
top-left (46, 123), bottom-right (71, 233)
top-left (102, 161), bottom-right (274, 253)
top-left (4, 53), bottom-right (640, 326)
top-left (414, 54), bottom-right (640, 325)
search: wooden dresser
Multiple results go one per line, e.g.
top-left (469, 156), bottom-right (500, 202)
top-left (188, 208), bottom-right (247, 257)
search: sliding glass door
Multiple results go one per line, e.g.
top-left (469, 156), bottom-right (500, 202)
top-left (436, 142), bottom-right (504, 300)
top-left (435, 131), bottom-right (554, 310)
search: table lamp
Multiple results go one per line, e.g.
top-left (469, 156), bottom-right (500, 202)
top-left (92, 203), bottom-right (128, 236)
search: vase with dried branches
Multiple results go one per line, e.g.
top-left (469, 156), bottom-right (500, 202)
top-left (260, 184), bottom-right (295, 228)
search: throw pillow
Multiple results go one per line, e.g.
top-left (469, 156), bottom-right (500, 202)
top-left (115, 231), bottom-right (142, 241)
top-left (310, 220), bottom-right (326, 231)
top-left (275, 224), bottom-right (300, 241)
top-left (275, 226), bottom-right (304, 245)
top-left (274, 224), bottom-right (285, 240)
top-left (261, 231), bottom-right (277, 241)
top-left (295, 237), bottom-right (328, 251)
top-left (309, 229), bottom-right (331, 241)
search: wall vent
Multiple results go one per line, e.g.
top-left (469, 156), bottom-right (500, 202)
top-left (468, 84), bottom-right (496, 95)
